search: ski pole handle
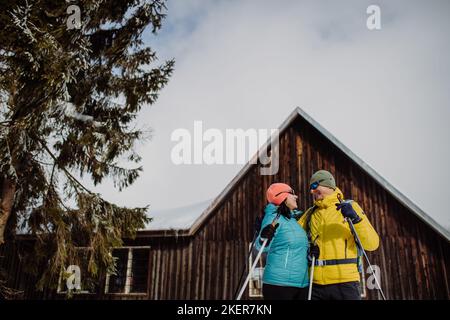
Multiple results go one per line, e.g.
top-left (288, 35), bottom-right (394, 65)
top-left (269, 213), bottom-right (281, 227)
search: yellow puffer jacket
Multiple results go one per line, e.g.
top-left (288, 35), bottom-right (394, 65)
top-left (298, 188), bottom-right (380, 285)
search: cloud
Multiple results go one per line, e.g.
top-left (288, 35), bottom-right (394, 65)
top-left (88, 0), bottom-right (450, 229)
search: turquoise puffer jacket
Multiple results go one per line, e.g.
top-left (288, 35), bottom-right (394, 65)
top-left (255, 203), bottom-right (309, 288)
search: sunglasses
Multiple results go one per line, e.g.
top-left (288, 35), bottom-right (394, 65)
top-left (310, 179), bottom-right (325, 190)
top-left (275, 189), bottom-right (295, 197)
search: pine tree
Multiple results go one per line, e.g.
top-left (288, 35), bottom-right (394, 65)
top-left (0, 0), bottom-right (174, 295)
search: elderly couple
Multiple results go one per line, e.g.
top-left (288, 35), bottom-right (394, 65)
top-left (255, 170), bottom-right (380, 300)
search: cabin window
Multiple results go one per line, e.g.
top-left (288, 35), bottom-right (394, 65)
top-left (105, 246), bottom-right (150, 294)
top-left (248, 242), bottom-right (266, 298)
top-left (107, 248), bottom-right (128, 293)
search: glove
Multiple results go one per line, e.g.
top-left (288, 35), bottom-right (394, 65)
top-left (335, 201), bottom-right (362, 224)
top-left (308, 243), bottom-right (320, 259)
top-left (260, 223), bottom-right (279, 244)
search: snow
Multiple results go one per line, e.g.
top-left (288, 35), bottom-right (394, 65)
top-left (14, 199), bottom-right (213, 235)
top-left (144, 199), bottom-right (212, 231)
top-left (57, 101), bottom-right (101, 127)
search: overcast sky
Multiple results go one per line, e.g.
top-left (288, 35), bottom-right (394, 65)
top-left (85, 0), bottom-right (450, 230)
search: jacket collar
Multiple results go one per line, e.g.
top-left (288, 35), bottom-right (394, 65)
top-left (313, 187), bottom-right (344, 209)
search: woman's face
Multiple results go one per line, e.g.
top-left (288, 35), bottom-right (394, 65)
top-left (284, 193), bottom-right (298, 210)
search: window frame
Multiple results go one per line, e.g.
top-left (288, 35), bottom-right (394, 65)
top-left (104, 246), bottom-right (151, 296)
top-left (56, 245), bottom-right (151, 295)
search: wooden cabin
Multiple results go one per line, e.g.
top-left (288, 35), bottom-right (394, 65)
top-left (1, 107), bottom-right (449, 299)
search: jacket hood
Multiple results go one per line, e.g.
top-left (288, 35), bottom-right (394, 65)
top-left (265, 203), bottom-right (278, 215)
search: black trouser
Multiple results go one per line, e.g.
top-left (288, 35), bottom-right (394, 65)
top-left (262, 283), bottom-right (308, 300)
top-left (311, 281), bottom-right (361, 300)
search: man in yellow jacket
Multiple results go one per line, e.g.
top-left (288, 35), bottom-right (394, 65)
top-left (298, 170), bottom-right (380, 300)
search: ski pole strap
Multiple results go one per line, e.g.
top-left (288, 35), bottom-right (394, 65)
top-left (314, 258), bottom-right (358, 266)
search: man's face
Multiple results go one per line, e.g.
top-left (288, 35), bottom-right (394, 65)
top-left (310, 185), bottom-right (334, 201)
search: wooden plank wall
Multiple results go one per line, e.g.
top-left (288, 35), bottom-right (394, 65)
top-left (140, 117), bottom-right (449, 299)
top-left (1, 116), bottom-right (449, 299)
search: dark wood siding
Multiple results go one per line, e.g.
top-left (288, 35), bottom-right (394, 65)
top-left (1, 116), bottom-right (449, 299)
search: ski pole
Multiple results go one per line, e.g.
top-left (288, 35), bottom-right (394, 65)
top-left (346, 217), bottom-right (386, 300)
top-left (307, 255), bottom-right (315, 300)
top-left (337, 195), bottom-right (386, 300)
top-left (236, 214), bottom-right (280, 300)
top-left (308, 235), bottom-right (319, 300)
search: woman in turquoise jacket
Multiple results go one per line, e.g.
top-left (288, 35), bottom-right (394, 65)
top-left (255, 183), bottom-right (309, 300)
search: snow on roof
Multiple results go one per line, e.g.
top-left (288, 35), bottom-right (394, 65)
top-left (143, 199), bottom-right (213, 231)
top-left (14, 200), bottom-right (213, 235)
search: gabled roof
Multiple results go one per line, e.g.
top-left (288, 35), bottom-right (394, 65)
top-left (140, 107), bottom-right (450, 242)
top-left (144, 200), bottom-right (212, 231)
